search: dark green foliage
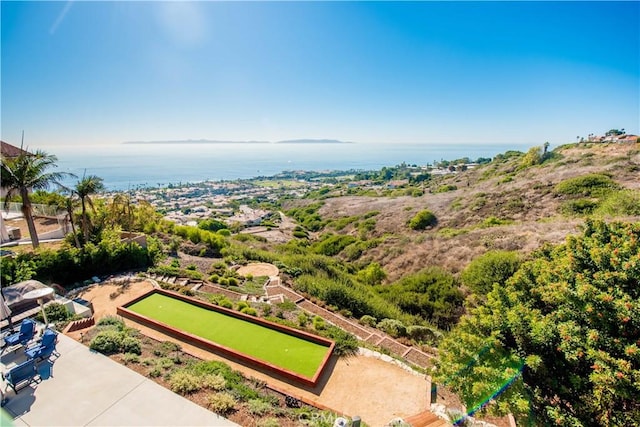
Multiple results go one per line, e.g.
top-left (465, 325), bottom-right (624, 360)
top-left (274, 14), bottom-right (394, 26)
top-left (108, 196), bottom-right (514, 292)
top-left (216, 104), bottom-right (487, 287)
top-left (293, 274), bottom-right (409, 324)
top-left (312, 234), bottom-right (357, 256)
top-left (554, 173), bottom-right (619, 197)
top-left (595, 189), bottom-right (640, 216)
top-left (90, 330), bottom-right (124, 354)
top-left (436, 220), bottom-right (640, 425)
top-left (560, 198), bottom-right (599, 216)
top-left (174, 225), bottom-right (227, 256)
top-left (198, 218), bottom-right (228, 232)
top-left (435, 184), bottom-right (457, 193)
top-left (188, 360), bottom-right (259, 401)
top-left (1, 237), bottom-right (159, 286)
top-left (149, 264), bottom-right (203, 280)
top-left (377, 318), bottom-right (406, 337)
top-left (461, 250), bottom-right (520, 295)
top-left (480, 216), bottom-right (513, 228)
top-left (286, 202), bottom-right (325, 232)
top-left (376, 267), bottom-right (463, 329)
top-left (327, 215), bottom-right (359, 231)
top-left (318, 324), bottom-right (358, 357)
top-left (97, 316), bottom-right (126, 329)
top-left (292, 230), bottom-right (308, 239)
top-left (406, 325), bottom-right (441, 344)
top-left (240, 307), bottom-right (257, 316)
top-left (34, 302), bottom-right (72, 323)
top-left (121, 336), bottom-right (142, 355)
top-left (408, 210), bottom-right (437, 230)
top-left (359, 315), bottom-right (377, 327)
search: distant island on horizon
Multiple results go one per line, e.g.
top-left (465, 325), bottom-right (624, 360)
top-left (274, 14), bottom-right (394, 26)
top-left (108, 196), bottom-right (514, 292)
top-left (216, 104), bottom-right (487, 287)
top-left (123, 139), bottom-right (353, 145)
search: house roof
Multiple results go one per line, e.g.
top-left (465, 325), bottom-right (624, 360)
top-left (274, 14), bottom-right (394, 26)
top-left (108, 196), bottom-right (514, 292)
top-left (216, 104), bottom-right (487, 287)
top-left (1, 140), bottom-right (31, 158)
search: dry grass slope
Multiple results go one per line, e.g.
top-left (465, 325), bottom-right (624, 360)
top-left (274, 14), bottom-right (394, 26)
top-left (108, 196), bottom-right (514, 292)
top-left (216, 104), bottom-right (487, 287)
top-left (314, 143), bottom-right (640, 280)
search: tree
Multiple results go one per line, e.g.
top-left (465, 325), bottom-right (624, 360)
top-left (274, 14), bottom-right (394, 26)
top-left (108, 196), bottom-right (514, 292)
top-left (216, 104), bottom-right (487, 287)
top-left (63, 192), bottom-right (81, 248)
top-left (107, 193), bottom-right (134, 231)
top-left (461, 250), bottom-right (520, 295)
top-left (1, 149), bottom-right (73, 248)
top-left (357, 262), bottom-right (386, 286)
top-left (408, 209), bottom-right (437, 230)
top-left (74, 174), bottom-right (105, 245)
top-left (436, 220), bottom-right (640, 425)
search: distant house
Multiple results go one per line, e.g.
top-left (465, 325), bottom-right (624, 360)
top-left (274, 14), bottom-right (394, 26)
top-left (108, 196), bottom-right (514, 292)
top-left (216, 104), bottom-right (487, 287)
top-left (617, 135), bottom-right (638, 144)
top-left (1, 140), bottom-right (30, 159)
top-left (386, 179), bottom-right (409, 189)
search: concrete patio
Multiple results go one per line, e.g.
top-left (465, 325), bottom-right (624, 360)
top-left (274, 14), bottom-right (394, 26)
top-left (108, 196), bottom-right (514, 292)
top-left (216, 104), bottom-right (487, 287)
top-left (1, 331), bottom-right (238, 426)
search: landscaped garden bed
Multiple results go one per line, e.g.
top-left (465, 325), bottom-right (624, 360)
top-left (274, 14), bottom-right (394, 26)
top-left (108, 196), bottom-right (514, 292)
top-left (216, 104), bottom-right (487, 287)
top-left (85, 316), bottom-right (342, 427)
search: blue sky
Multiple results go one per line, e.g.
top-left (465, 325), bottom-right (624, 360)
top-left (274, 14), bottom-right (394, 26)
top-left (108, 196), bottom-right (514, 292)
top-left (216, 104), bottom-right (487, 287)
top-left (1, 1), bottom-right (638, 148)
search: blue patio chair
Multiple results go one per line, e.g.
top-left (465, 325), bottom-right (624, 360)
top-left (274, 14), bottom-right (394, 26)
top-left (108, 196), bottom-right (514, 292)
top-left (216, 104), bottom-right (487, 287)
top-left (2, 358), bottom-right (39, 393)
top-left (25, 328), bottom-right (59, 362)
top-left (3, 319), bottom-right (36, 348)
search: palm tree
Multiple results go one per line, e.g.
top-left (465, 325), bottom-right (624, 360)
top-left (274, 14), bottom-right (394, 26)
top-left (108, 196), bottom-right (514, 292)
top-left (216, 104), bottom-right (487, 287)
top-left (64, 193), bottom-right (81, 248)
top-left (75, 174), bottom-right (105, 245)
top-left (1, 149), bottom-right (73, 249)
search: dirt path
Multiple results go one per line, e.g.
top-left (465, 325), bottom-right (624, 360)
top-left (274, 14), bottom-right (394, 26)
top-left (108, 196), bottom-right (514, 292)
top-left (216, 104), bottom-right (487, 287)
top-left (236, 262), bottom-right (279, 277)
top-left (65, 279), bottom-right (429, 426)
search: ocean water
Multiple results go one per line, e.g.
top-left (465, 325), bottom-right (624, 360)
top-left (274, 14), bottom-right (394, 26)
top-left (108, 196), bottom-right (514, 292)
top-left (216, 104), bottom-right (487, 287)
top-left (50, 142), bottom-right (530, 191)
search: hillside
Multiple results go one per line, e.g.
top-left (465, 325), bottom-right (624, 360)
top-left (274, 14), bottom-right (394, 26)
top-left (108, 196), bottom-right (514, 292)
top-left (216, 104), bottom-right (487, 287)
top-left (284, 142), bottom-right (640, 282)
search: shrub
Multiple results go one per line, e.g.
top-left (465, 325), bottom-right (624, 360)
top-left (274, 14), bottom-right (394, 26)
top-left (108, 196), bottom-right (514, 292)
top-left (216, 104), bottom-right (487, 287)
top-left (122, 353), bottom-right (140, 364)
top-left (258, 418), bottom-right (280, 427)
top-left (170, 259), bottom-right (180, 268)
top-left (157, 357), bottom-right (175, 370)
top-left (35, 302), bottom-right (71, 323)
top-left (461, 250), bottom-right (521, 295)
top-left (97, 316), bottom-right (125, 329)
top-left (312, 316), bottom-right (326, 331)
top-left (247, 399), bottom-right (273, 416)
top-left (595, 190), bottom-right (640, 216)
top-left (312, 234), bottom-right (357, 256)
top-left (561, 199), bottom-right (599, 216)
top-left (169, 371), bottom-right (202, 394)
top-left (236, 301), bottom-right (249, 311)
top-left (298, 312), bottom-right (309, 327)
top-left (240, 307), bottom-right (257, 316)
top-left (218, 277), bottom-right (229, 286)
top-left (276, 300), bottom-right (297, 311)
top-left (227, 277), bottom-right (238, 287)
top-left (406, 325), bottom-right (441, 343)
top-left (377, 318), bottom-right (407, 337)
top-left (359, 315), bottom-right (377, 327)
top-left (121, 336), bottom-right (142, 355)
top-left (435, 184), bottom-right (457, 193)
top-left (261, 304), bottom-right (272, 316)
top-left (208, 392), bottom-right (237, 414)
top-left (554, 173), bottom-right (618, 197)
top-left (293, 230), bottom-right (308, 239)
top-left (408, 210), bottom-right (437, 230)
top-left (89, 330), bottom-right (123, 354)
top-left (219, 299), bottom-right (233, 309)
top-left (481, 216), bottom-right (513, 228)
top-left (201, 373), bottom-right (227, 391)
top-left (357, 262), bottom-right (386, 286)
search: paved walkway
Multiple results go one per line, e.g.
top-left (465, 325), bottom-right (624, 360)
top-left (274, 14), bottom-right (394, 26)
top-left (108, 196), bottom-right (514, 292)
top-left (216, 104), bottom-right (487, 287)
top-left (1, 333), bottom-right (238, 426)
